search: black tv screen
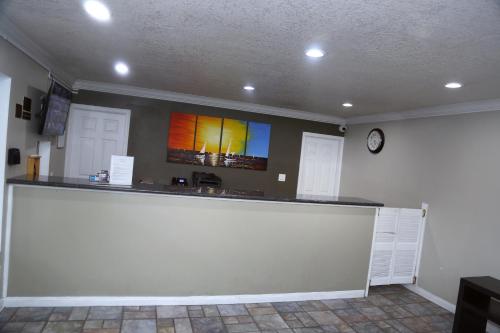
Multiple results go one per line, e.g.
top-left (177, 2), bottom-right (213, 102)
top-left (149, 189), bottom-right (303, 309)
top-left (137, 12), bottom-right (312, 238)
top-left (39, 81), bottom-right (72, 136)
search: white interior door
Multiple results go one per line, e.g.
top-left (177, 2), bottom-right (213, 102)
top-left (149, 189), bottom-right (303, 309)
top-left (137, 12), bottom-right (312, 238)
top-left (297, 132), bottom-right (344, 196)
top-left (370, 207), bottom-right (424, 286)
top-left (64, 104), bottom-right (130, 178)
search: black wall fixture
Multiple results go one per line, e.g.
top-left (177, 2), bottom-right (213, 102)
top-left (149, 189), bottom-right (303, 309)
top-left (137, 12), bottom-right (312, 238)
top-left (8, 148), bottom-right (21, 165)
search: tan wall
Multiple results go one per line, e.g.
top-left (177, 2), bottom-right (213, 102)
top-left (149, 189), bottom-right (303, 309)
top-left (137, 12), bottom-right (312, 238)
top-left (340, 111), bottom-right (500, 304)
top-left (0, 38), bottom-right (66, 178)
top-left (8, 186), bottom-right (376, 297)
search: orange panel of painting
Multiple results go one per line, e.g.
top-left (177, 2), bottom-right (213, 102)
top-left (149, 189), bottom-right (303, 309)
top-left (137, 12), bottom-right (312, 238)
top-left (167, 112), bottom-right (197, 164)
top-left (167, 112), bottom-right (196, 150)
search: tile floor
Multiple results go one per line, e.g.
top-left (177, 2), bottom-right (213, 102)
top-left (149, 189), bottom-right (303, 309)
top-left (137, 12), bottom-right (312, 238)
top-left (0, 285), bottom-right (454, 333)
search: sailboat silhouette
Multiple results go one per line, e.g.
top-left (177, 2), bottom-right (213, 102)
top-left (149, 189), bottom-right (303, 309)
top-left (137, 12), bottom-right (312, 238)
top-left (195, 142), bottom-right (206, 165)
top-left (224, 140), bottom-right (237, 167)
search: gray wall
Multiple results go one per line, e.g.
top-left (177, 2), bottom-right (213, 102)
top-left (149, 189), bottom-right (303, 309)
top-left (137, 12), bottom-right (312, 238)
top-left (0, 38), bottom-right (68, 298)
top-left (0, 38), bottom-right (66, 178)
top-left (74, 91), bottom-right (342, 196)
top-left (9, 186), bottom-right (375, 297)
top-left (340, 111), bottom-right (500, 304)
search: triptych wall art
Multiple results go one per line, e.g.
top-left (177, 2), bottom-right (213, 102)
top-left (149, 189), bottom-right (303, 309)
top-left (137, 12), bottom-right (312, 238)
top-left (167, 112), bottom-right (271, 171)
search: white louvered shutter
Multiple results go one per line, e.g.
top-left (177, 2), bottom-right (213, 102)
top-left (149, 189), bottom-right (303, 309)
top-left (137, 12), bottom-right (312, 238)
top-left (370, 207), bottom-right (424, 286)
top-left (370, 208), bottom-right (399, 286)
top-left (391, 208), bottom-right (423, 284)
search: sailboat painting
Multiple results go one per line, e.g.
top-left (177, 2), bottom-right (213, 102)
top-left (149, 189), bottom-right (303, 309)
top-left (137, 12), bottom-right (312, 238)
top-left (167, 112), bottom-right (271, 170)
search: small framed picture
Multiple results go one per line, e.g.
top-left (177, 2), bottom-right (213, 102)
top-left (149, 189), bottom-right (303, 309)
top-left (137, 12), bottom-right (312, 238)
top-left (22, 110), bottom-right (31, 120)
top-left (15, 104), bottom-right (22, 118)
top-left (23, 97), bottom-right (32, 112)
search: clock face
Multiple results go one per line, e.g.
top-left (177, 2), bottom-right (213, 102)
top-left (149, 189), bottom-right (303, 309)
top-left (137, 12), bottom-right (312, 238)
top-left (367, 128), bottom-right (385, 153)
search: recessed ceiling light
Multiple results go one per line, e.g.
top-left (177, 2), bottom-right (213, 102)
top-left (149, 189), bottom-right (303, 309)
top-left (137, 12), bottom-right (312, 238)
top-left (83, 0), bottom-right (111, 22)
top-left (445, 82), bottom-right (462, 89)
top-left (243, 85), bottom-right (255, 91)
top-left (305, 48), bottom-right (325, 58)
top-left (342, 102), bottom-right (353, 108)
top-left (114, 62), bottom-right (129, 76)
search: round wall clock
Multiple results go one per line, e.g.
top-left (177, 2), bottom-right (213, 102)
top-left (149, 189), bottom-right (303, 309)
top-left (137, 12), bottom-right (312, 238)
top-left (367, 128), bottom-right (385, 154)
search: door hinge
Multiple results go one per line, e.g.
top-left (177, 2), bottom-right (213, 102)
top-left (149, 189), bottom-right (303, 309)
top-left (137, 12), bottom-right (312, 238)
top-left (413, 276), bottom-right (417, 284)
top-left (422, 209), bottom-right (427, 218)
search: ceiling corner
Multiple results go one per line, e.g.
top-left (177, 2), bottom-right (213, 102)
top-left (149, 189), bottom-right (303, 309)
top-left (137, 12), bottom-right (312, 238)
top-left (0, 13), bottom-right (75, 89)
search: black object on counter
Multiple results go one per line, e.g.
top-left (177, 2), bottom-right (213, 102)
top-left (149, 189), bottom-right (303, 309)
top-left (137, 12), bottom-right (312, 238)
top-left (192, 172), bottom-right (222, 188)
top-left (172, 177), bottom-right (188, 186)
top-left (8, 148), bottom-right (20, 165)
top-left (453, 276), bottom-right (500, 332)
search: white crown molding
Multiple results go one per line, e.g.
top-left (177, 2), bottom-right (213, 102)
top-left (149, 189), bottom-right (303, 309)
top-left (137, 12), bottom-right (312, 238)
top-left (0, 13), bottom-right (74, 89)
top-left (73, 80), bottom-right (345, 124)
top-left (346, 98), bottom-right (500, 125)
top-left (3, 290), bottom-right (365, 307)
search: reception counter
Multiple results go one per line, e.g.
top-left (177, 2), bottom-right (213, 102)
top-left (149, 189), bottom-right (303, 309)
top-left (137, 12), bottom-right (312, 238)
top-left (3, 176), bottom-right (383, 306)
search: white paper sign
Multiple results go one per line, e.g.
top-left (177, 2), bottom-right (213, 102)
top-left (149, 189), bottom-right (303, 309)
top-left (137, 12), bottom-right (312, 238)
top-left (109, 155), bottom-right (134, 185)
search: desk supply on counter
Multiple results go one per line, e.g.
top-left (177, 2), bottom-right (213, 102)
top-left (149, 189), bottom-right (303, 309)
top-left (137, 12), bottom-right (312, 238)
top-left (172, 177), bottom-right (188, 186)
top-left (109, 155), bottom-right (134, 185)
top-left (26, 155), bottom-right (41, 177)
top-left (192, 172), bottom-right (221, 187)
top-left (89, 170), bottom-right (109, 183)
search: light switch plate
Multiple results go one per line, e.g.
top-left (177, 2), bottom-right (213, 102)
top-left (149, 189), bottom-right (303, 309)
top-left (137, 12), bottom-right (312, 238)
top-left (278, 173), bottom-right (286, 182)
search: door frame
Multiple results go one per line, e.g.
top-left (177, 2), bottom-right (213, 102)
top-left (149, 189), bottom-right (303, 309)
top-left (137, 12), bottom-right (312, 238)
top-left (0, 75), bottom-right (12, 242)
top-left (64, 103), bottom-right (131, 178)
top-left (296, 132), bottom-right (344, 196)
top-left (0, 74), bottom-right (12, 304)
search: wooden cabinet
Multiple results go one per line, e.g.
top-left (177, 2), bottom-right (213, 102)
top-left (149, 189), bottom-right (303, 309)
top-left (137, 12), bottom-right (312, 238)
top-left (453, 276), bottom-right (500, 333)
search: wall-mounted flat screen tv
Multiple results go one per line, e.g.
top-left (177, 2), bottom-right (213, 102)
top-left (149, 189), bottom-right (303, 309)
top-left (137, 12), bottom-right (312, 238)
top-left (39, 81), bottom-right (72, 136)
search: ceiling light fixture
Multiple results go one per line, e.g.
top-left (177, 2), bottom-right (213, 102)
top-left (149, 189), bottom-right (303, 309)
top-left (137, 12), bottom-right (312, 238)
top-left (114, 62), bottom-right (129, 76)
top-left (305, 48), bottom-right (325, 58)
top-left (342, 102), bottom-right (353, 108)
top-left (243, 85), bottom-right (255, 91)
top-left (83, 0), bottom-right (111, 22)
top-left (445, 82), bottom-right (462, 89)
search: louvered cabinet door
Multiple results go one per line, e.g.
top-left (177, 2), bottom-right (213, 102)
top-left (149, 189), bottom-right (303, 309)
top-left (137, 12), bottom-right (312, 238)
top-left (370, 208), bottom-right (399, 286)
top-left (391, 208), bottom-right (423, 284)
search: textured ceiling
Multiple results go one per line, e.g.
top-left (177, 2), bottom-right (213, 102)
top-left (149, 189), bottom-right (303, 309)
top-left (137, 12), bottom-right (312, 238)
top-left (2, 0), bottom-right (500, 117)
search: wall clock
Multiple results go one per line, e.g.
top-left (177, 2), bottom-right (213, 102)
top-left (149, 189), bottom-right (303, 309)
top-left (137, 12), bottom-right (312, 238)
top-left (367, 128), bottom-right (385, 154)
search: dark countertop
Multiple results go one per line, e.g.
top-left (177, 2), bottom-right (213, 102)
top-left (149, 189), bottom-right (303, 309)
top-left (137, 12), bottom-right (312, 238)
top-left (7, 175), bottom-right (384, 207)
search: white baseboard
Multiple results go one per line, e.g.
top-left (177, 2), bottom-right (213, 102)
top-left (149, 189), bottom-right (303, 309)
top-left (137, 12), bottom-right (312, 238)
top-left (403, 284), bottom-right (455, 313)
top-left (404, 284), bottom-right (500, 333)
top-left (3, 289), bottom-right (365, 308)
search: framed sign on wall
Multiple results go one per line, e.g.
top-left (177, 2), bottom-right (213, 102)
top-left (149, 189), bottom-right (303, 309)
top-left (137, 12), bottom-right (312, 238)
top-left (167, 112), bottom-right (271, 171)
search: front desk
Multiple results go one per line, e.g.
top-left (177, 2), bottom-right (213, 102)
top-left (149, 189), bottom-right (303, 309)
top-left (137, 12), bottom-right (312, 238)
top-left (4, 176), bottom-right (382, 304)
